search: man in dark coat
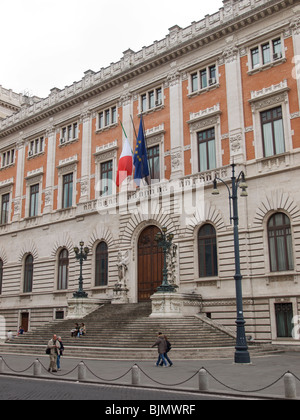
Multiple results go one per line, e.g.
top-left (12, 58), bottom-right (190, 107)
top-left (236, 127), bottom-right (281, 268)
top-left (151, 332), bottom-right (168, 367)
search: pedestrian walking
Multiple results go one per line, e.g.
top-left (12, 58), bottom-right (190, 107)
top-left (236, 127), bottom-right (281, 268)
top-left (57, 336), bottom-right (64, 371)
top-left (47, 334), bottom-right (60, 373)
top-left (151, 332), bottom-right (168, 367)
top-left (159, 335), bottom-right (173, 367)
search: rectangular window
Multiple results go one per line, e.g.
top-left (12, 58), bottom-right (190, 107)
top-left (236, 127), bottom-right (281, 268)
top-left (251, 47), bottom-right (260, 68)
top-left (275, 303), bottom-right (293, 338)
top-left (62, 173), bottom-right (73, 209)
top-left (140, 87), bottom-right (163, 113)
top-left (29, 184), bottom-right (39, 218)
top-left (261, 106), bottom-right (285, 157)
top-left (98, 106), bottom-right (117, 129)
top-left (200, 69), bottom-right (207, 89)
top-left (100, 161), bottom-right (113, 196)
top-left (262, 43), bottom-right (271, 65)
top-left (29, 137), bottom-right (44, 157)
top-left (251, 38), bottom-right (283, 69)
top-left (197, 128), bottom-right (216, 172)
top-left (147, 145), bottom-right (160, 181)
top-left (1, 148), bottom-right (15, 168)
top-left (1, 194), bottom-right (9, 225)
top-left (190, 64), bottom-right (217, 94)
top-left (61, 123), bottom-right (78, 144)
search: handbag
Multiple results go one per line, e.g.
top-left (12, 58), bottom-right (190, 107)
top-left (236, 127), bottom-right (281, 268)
top-left (46, 347), bottom-right (51, 355)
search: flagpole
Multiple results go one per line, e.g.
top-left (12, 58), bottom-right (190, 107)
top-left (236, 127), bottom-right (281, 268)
top-left (141, 115), bottom-right (150, 186)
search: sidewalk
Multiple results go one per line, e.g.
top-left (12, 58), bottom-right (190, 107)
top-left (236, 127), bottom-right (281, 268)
top-left (0, 351), bottom-right (299, 399)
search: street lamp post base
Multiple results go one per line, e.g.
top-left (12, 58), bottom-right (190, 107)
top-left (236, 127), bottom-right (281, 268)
top-left (234, 349), bottom-right (251, 364)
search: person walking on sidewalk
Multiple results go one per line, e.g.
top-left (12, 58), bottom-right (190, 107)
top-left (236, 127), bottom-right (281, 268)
top-left (47, 334), bottom-right (60, 373)
top-left (159, 335), bottom-right (173, 367)
top-left (57, 336), bottom-right (64, 371)
top-left (151, 332), bottom-right (168, 367)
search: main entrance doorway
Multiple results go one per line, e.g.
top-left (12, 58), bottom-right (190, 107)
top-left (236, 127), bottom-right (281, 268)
top-left (138, 226), bottom-right (164, 302)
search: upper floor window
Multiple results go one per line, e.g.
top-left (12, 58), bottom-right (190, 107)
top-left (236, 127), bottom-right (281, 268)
top-left (268, 213), bottom-right (294, 272)
top-left (261, 106), bottom-right (285, 157)
top-left (1, 193), bottom-right (9, 225)
top-left (100, 160), bottom-right (113, 196)
top-left (29, 137), bottom-right (44, 157)
top-left (140, 87), bottom-right (163, 113)
top-left (1, 148), bottom-right (15, 168)
top-left (190, 65), bottom-right (217, 94)
top-left (29, 184), bottom-right (39, 218)
top-left (60, 122), bottom-right (78, 145)
top-left (250, 37), bottom-right (283, 70)
top-left (147, 145), bottom-right (160, 181)
top-left (62, 173), bottom-right (73, 209)
top-left (197, 128), bottom-right (216, 172)
top-left (98, 106), bottom-right (117, 130)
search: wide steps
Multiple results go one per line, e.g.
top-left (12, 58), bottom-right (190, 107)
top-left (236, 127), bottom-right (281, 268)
top-left (0, 302), bottom-right (278, 359)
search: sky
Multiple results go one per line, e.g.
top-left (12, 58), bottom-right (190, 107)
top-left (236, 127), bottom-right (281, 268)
top-left (0, 0), bottom-right (223, 98)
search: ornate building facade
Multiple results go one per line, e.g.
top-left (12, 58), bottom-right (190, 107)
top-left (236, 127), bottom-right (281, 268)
top-left (0, 0), bottom-right (300, 344)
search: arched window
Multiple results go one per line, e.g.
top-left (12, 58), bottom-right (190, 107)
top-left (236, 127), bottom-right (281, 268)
top-left (198, 224), bottom-right (218, 278)
top-left (95, 242), bottom-right (108, 286)
top-left (268, 213), bottom-right (294, 272)
top-left (58, 249), bottom-right (69, 290)
top-left (24, 254), bottom-right (33, 293)
top-left (0, 259), bottom-right (3, 295)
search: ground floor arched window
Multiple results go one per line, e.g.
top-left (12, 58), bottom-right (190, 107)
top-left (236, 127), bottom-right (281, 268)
top-left (268, 212), bottom-right (293, 272)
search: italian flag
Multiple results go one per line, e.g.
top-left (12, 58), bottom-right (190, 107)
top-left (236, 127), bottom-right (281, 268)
top-left (116, 137), bottom-right (133, 187)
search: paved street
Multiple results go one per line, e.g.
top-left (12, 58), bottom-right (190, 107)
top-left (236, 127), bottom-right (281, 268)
top-left (0, 375), bottom-right (237, 401)
top-left (0, 351), bottom-right (300, 400)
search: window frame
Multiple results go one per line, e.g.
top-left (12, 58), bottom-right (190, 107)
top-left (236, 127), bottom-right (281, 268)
top-left (197, 127), bottom-right (217, 172)
top-left (190, 64), bottom-right (218, 95)
top-left (23, 254), bottom-right (34, 294)
top-left (1, 193), bottom-right (9, 225)
top-left (198, 224), bottom-right (218, 278)
top-left (140, 87), bottom-right (163, 114)
top-left (249, 36), bottom-right (284, 72)
top-left (260, 106), bottom-right (285, 158)
top-left (98, 105), bottom-right (117, 130)
top-left (95, 242), bottom-right (108, 287)
top-left (57, 248), bottom-right (69, 291)
top-left (62, 173), bottom-right (73, 209)
top-left (268, 212), bottom-right (294, 273)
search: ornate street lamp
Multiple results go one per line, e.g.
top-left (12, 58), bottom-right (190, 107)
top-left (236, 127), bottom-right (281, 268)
top-left (212, 163), bottom-right (251, 364)
top-left (73, 241), bottom-right (89, 298)
top-left (155, 227), bottom-right (178, 293)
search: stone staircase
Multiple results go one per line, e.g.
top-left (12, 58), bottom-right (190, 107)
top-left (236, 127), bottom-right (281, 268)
top-left (0, 303), bottom-right (278, 360)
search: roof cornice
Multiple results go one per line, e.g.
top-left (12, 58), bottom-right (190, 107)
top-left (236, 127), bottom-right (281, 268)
top-left (0, 0), bottom-right (297, 139)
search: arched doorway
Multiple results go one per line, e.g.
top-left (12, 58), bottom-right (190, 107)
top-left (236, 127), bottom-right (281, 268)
top-left (138, 225), bottom-right (163, 302)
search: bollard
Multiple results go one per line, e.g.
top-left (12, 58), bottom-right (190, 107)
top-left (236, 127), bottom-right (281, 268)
top-left (33, 359), bottom-right (41, 377)
top-left (131, 364), bottom-right (141, 386)
top-left (198, 368), bottom-right (209, 392)
top-left (78, 362), bottom-right (86, 382)
top-left (284, 372), bottom-right (297, 399)
top-left (0, 357), bottom-right (4, 374)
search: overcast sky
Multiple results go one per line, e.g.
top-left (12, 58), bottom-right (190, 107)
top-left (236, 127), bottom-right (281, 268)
top-left (1, 0), bottom-right (223, 98)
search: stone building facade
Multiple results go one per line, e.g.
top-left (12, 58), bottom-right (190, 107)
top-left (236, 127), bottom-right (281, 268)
top-left (0, 0), bottom-right (300, 345)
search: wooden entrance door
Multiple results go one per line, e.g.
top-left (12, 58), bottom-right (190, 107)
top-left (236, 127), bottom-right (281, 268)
top-left (21, 313), bottom-right (29, 332)
top-left (138, 226), bottom-right (164, 302)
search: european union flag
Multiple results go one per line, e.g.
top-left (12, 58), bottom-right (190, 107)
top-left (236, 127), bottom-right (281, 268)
top-left (134, 117), bottom-right (150, 186)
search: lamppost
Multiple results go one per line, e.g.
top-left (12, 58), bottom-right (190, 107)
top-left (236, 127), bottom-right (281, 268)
top-left (155, 227), bottom-right (178, 293)
top-left (73, 241), bottom-right (89, 298)
top-left (212, 163), bottom-right (251, 364)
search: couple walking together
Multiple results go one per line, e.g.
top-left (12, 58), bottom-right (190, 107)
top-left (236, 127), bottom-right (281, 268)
top-left (152, 332), bottom-right (173, 367)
